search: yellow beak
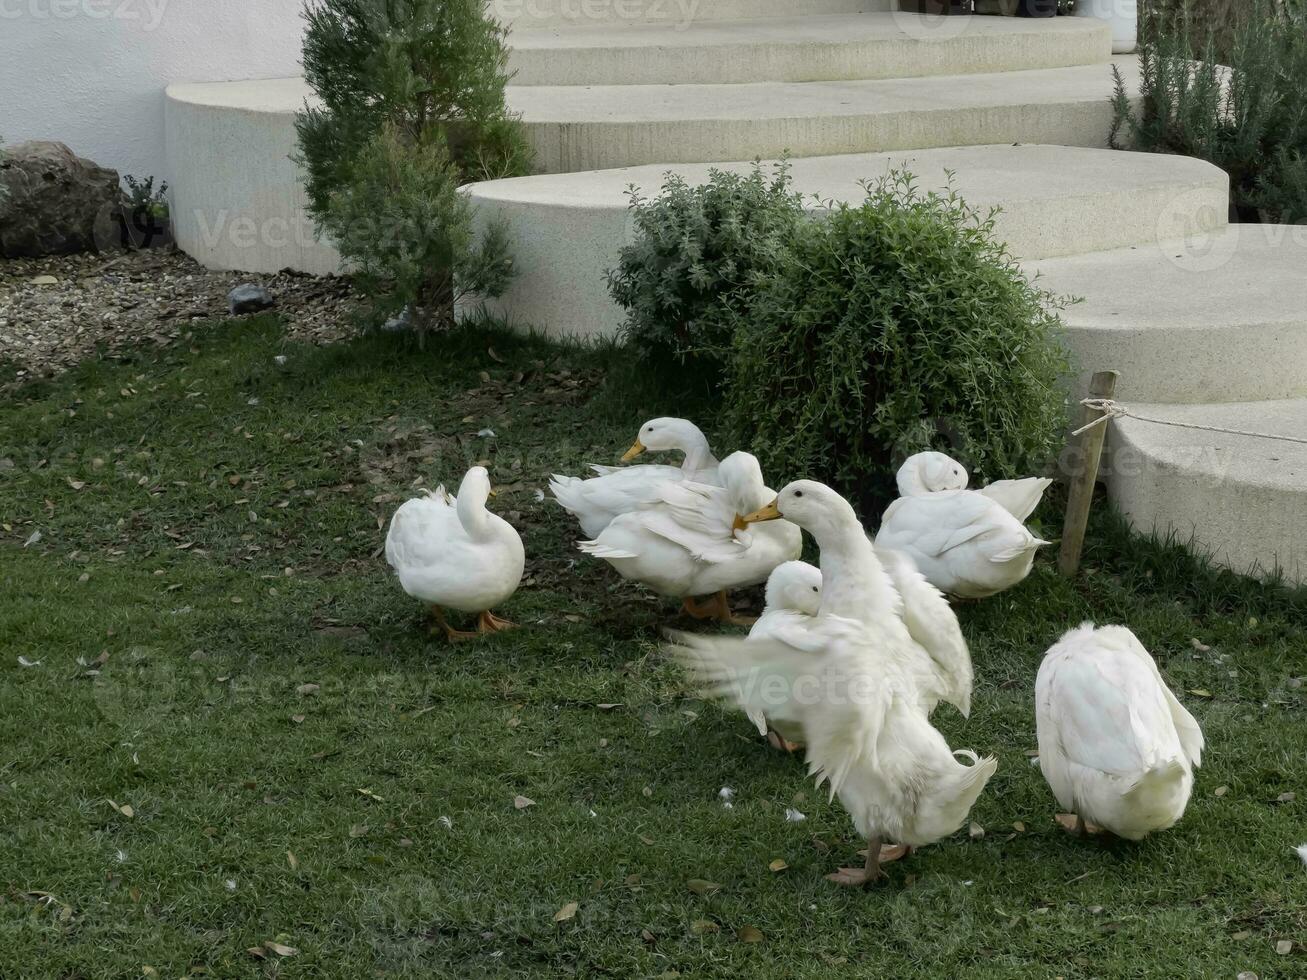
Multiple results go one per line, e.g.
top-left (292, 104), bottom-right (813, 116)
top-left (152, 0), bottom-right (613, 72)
top-left (488, 488), bottom-right (498, 498)
top-left (740, 499), bottom-right (782, 524)
top-left (731, 514), bottom-right (749, 532)
top-left (620, 439), bottom-right (647, 463)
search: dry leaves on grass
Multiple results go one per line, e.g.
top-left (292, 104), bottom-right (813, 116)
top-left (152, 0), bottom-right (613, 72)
top-left (513, 795), bottom-right (535, 810)
top-left (248, 939), bottom-right (299, 959)
top-left (553, 902), bottom-right (579, 923)
top-left (686, 879), bottom-right (721, 896)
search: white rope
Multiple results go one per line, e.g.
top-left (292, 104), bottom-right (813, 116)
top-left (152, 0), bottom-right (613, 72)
top-left (1072, 398), bottom-right (1307, 446)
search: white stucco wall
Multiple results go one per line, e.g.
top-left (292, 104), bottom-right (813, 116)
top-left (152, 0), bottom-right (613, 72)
top-left (0, 0), bottom-right (308, 182)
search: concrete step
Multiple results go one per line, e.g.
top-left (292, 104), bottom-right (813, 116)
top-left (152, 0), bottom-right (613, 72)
top-left (466, 144), bottom-right (1227, 340)
top-left (1033, 226), bottom-right (1307, 405)
top-left (1108, 398), bottom-right (1307, 584)
top-left (509, 57), bottom-right (1141, 171)
top-left (508, 13), bottom-right (1111, 86)
top-left (491, 0), bottom-right (891, 31)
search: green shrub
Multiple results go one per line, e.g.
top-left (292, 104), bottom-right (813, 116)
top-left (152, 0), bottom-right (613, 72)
top-left (722, 171), bottom-right (1071, 516)
top-left (1253, 149), bottom-right (1307, 222)
top-left (295, 0), bottom-right (531, 331)
top-left (605, 161), bottom-right (806, 379)
top-left (1112, 1), bottom-right (1307, 222)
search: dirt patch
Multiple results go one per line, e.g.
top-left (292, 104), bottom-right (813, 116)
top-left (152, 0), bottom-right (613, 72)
top-left (0, 247), bottom-right (354, 383)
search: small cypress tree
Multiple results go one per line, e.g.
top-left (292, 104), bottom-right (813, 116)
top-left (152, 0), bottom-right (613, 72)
top-left (296, 0), bottom-right (532, 331)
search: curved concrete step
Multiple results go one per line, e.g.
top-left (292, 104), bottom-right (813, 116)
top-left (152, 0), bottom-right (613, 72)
top-left (492, 0), bottom-right (890, 31)
top-left (510, 57), bottom-right (1141, 171)
top-left (466, 144), bottom-right (1226, 340)
top-left (1108, 398), bottom-right (1307, 583)
top-left (1033, 226), bottom-right (1307, 405)
top-left (509, 13), bottom-right (1111, 86)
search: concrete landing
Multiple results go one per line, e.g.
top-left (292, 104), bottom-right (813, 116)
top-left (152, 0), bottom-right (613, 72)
top-left (492, 0), bottom-right (892, 31)
top-left (1109, 398), bottom-right (1307, 583)
top-left (510, 57), bottom-right (1142, 171)
top-left (1034, 226), bottom-right (1307, 405)
top-left (508, 13), bottom-right (1111, 86)
top-left (467, 144), bottom-right (1227, 340)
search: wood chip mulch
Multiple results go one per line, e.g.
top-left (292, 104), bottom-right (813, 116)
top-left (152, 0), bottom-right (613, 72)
top-left (0, 247), bottom-right (356, 388)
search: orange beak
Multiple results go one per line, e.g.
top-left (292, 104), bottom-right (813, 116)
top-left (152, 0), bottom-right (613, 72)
top-left (620, 439), bottom-right (646, 463)
top-left (740, 499), bottom-right (782, 524)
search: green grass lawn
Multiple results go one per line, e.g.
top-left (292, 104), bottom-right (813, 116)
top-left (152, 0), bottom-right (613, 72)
top-left (2, 316), bottom-right (1305, 978)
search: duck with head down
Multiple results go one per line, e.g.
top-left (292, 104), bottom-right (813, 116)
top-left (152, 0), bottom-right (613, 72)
top-left (577, 451), bottom-right (800, 625)
top-left (549, 417), bottom-right (720, 539)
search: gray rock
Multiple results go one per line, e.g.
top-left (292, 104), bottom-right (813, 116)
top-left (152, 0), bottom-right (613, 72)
top-left (228, 283), bottom-right (276, 315)
top-left (0, 141), bottom-right (122, 257)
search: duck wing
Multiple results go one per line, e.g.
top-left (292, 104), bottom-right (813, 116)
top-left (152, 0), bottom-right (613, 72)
top-left (642, 480), bottom-right (745, 563)
top-left (1038, 627), bottom-right (1185, 781)
top-left (979, 477), bottom-right (1054, 522)
top-left (669, 618), bottom-right (895, 793)
top-left (878, 548), bottom-right (973, 717)
top-left (385, 489), bottom-right (460, 571)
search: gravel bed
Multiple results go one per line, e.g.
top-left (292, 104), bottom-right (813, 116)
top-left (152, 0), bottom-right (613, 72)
top-left (0, 247), bottom-right (355, 386)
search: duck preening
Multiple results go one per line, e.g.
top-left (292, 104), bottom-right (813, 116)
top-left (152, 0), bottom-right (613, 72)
top-left (1036, 623), bottom-right (1204, 840)
top-left (384, 466), bottom-right (525, 641)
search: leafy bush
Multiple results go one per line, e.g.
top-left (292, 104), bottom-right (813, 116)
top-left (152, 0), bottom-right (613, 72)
top-left (722, 172), bottom-right (1071, 516)
top-left (605, 161), bottom-right (806, 377)
top-left (1112, 1), bottom-right (1307, 222)
top-left (296, 0), bottom-right (531, 331)
top-left (123, 175), bottom-right (169, 220)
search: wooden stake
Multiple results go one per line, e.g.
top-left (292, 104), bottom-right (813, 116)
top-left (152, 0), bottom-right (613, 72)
top-left (1058, 370), bottom-right (1119, 578)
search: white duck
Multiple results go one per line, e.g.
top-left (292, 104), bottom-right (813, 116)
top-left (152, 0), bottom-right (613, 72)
top-left (745, 560), bottom-right (824, 751)
top-left (671, 597), bottom-right (995, 886)
top-left (1036, 623), bottom-right (1204, 839)
top-left (744, 481), bottom-right (972, 719)
top-left (384, 466), bottom-right (525, 641)
top-left (549, 417), bottom-right (719, 538)
top-left (576, 451), bottom-right (799, 625)
top-left (894, 450), bottom-right (1054, 523)
top-left (876, 453), bottom-right (1052, 599)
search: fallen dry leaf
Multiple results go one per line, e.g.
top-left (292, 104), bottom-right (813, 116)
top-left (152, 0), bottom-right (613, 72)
top-left (689, 918), bottom-right (719, 935)
top-left (1214, 785), bottom-right (1229, 797)
top-left (296, 683), bottom-right (320, 696)
top-left (553, 901), bottom-right (579, 923)
top-left (1276, 940), bottom-right (1292, 955)
top-left (246, 947), bottom-right (267, 960)
top-left (1188, 689), bottom-right (1213, 699)
top-left (686, 879), bottom-right (721, 896)
top-left (108, 800), bottom-right (134, 819)
top-left (768, 859), bottom-right (788, 873)
top-left (969, 822), bottom-right (984, 840)
top-left (287, 851), bottom-right (298, 871)
top-left (1191, 638), bottom-right (1211, 652)
top-left (514, 795), bottom-right (535, 810)
top-left (737, 925), bottom-right (764, 944)
top-left (1275, 792), bottom-right (1297, 804)
top-left (264, 941), bottom-right (298, 957)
